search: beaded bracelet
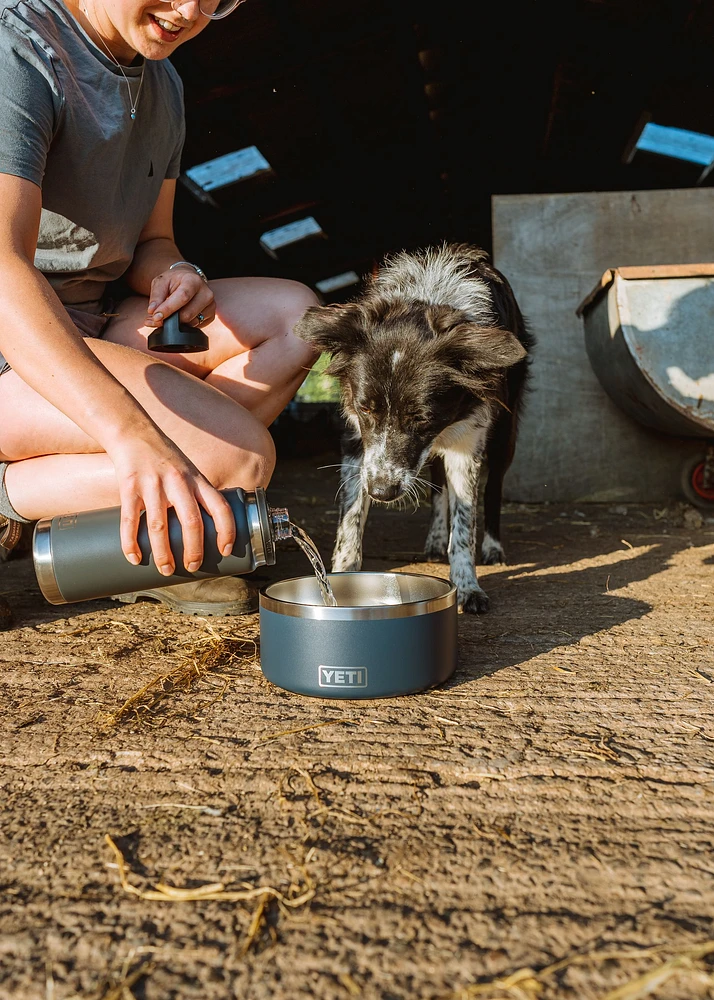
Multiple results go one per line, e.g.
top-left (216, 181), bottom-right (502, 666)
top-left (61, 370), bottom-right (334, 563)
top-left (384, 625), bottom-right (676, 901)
top-left (169, 260), bottom-right (209, 283)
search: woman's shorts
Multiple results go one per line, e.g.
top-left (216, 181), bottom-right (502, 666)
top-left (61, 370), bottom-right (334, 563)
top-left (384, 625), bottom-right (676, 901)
top-left (0, 305), bottom-right (114, 522)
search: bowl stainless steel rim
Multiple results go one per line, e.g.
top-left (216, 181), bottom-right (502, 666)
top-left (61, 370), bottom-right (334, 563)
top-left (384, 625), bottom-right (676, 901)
top-left (260, 571), bottom-right (456, 620)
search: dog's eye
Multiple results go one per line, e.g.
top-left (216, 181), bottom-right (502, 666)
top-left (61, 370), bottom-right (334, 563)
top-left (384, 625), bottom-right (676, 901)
top-left (358, 405), bottom-right (373, 416)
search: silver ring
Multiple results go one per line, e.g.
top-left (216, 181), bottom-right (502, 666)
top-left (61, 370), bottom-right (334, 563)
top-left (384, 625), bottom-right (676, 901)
top-left (196, 313), bottom-right (206, 324)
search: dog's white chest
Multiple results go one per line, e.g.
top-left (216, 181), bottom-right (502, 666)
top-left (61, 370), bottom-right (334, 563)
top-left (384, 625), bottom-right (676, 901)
top-left (432, 417), bottom-right (489, 458)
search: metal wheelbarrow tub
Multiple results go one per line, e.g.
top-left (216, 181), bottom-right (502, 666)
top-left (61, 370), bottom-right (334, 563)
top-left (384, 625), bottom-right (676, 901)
top-left (577, 264), bottom-right (714, 438)
top-left (577, 264), bottom-right (714, 507)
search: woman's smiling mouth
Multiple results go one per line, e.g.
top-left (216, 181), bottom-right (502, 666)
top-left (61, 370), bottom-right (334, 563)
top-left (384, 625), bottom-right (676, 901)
top-left (148, 12), bottom-right (184, 40)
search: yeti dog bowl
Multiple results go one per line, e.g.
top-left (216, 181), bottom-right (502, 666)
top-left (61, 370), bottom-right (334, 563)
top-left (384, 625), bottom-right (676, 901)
top-left (259, 572), bottom-right (457, 699)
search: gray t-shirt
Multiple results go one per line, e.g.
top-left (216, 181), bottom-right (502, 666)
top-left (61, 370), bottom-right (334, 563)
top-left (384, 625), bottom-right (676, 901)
top-left (0, 0), bottom-right (185, 312)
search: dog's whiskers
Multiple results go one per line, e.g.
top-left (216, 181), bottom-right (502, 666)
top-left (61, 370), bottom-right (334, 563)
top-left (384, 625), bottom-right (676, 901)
top-left (404, 482), bottom-right (423, 513)
top-left (411, 481), bottom-right (429, 504)
top-left (335, 472), bottom-right (363, 502)
top-left (413, 475), bottom-right (443, 495)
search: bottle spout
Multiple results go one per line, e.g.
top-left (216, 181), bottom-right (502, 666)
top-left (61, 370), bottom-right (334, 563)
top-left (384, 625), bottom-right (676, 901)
top-left (269, 507), bottom-right (291, 542)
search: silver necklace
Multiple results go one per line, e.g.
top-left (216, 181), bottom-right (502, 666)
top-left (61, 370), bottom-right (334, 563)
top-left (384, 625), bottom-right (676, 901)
top-left (82, 6), bottom-right (146, 120)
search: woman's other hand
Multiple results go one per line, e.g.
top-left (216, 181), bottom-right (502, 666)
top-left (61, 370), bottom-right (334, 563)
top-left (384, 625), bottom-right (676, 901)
top-left (145, 265), bottom-right (215, 329)
top-left (109, 432), bottom-right (235, 574)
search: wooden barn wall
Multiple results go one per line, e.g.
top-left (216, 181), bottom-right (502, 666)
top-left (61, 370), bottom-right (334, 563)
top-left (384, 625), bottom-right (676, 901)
top-left (492, 188), bottom-right (714, 503)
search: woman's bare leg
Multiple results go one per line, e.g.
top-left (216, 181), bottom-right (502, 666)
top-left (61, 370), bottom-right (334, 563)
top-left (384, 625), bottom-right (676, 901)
top-left (0, 338), bottom-right (275, 520)
top-left (0, 276), bottom-right (318, 520)
top-left (103, 277), bottom-right (320, 426)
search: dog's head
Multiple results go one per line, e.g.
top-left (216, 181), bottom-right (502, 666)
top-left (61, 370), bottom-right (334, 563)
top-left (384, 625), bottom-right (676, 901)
top-left (295, 299), bottom-right (527, 502)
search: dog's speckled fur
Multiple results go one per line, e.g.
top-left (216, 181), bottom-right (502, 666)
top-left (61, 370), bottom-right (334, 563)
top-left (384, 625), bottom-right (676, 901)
top-left (295, 244), bottom-right (533, 612)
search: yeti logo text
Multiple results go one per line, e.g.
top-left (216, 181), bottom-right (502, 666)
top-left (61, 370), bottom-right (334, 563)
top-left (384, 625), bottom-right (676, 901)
top-left (319, 666), bottom-right (368, 688)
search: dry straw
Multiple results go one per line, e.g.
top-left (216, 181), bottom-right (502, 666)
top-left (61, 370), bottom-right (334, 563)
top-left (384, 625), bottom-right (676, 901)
top-left (444, 941), bottom-right (714, 1000)
top-left (278, 766), bottom-right (373, 827)
top-left (104, 833), bottom-right (314, 960)
top-left (101, 620), bottom-right (260, 727)
top-left (105, 833), bottom-right (314, 908)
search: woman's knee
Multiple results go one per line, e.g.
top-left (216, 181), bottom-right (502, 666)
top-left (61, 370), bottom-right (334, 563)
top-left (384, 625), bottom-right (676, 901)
top-left (274, 283), bottom-right (321, 380)
top-left (273, 278), bottom-right (320, 325)
top-left (235, 278), bottom-right (319, 348)
top-left (264, 279), bottom-right (320, 357)
top-left (206, 418), bottom-right (276, 491)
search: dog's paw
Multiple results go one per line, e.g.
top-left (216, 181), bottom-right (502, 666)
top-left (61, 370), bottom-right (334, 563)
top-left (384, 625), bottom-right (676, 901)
top-left (422, 547), bottom-right (448, 564)
top-left (480, 534), bottom-right (506, 565)
top-left (459, 587), bottom-right (490, 614)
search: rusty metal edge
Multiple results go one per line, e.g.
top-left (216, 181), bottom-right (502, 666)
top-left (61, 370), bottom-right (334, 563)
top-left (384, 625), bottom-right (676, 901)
top-left (576, 262), bottom-right (714, 318)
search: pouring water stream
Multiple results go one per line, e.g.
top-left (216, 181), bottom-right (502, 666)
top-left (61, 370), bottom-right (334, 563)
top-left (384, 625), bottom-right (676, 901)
top-left (279, 518), bottom-right (402, 609)
top-left (288, 522), bottom-right (338, 607)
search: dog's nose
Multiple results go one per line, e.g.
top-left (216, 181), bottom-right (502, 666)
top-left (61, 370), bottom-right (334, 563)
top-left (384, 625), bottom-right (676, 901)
top-left (369, 483), bottom-right (402, 502)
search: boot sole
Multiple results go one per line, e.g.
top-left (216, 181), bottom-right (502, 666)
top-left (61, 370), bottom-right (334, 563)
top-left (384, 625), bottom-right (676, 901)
top-left (112, 590), bottom-right (258, 616)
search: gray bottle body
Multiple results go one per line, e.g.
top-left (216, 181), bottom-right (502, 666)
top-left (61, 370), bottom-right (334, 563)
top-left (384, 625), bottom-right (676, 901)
top-left (33, 487), bottom-right (285, 606)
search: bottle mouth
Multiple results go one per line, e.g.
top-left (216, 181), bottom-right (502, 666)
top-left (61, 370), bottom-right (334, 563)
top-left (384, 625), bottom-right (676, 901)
top-left (248, 489), bottom-right (290, 567)
top-left (269, 507), bottom-right (291, 541)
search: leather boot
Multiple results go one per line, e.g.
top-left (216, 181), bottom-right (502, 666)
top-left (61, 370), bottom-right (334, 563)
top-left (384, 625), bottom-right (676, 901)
top-left (0, 514), bottom-right (22, 562)
top-left (112, 576), bottom-right (259, 616)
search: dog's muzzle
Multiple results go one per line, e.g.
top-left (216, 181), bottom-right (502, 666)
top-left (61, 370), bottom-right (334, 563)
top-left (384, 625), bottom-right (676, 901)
top-left (367, 479), bottom-right (404, 503)
top-left (362, 439), bottom-right (423, 503)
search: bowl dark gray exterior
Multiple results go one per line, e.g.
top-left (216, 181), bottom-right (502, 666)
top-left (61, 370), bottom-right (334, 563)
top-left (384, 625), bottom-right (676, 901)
top-left (259, 572), bottom-right (457, 699)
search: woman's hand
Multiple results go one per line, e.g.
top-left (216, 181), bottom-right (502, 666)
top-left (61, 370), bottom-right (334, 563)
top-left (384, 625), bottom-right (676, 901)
top-left (109, 432), bottom-right (236, 575)
top-left (145, 265), bottom-right (216, 330)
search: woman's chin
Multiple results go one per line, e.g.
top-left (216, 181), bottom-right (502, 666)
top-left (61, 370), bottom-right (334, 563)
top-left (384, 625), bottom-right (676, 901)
top-left (135, 34), bottom-right (181, 60)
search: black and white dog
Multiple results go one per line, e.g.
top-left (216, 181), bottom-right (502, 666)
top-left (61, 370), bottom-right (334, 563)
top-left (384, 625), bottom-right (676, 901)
top-left (295, 244), bottom-right (533, 613)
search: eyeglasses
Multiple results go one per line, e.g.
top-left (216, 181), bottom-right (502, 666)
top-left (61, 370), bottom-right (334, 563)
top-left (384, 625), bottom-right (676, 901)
top-left (158, 0), bottom-right (246, 20)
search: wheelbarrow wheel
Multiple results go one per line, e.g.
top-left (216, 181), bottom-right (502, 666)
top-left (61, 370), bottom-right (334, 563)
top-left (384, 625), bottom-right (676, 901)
top-left (681, 454), bottom-right (714, 510)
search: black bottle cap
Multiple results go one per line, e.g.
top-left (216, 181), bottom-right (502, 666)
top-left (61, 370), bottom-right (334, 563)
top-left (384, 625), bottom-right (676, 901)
top-left (147, 311), bottom-right (209, 354)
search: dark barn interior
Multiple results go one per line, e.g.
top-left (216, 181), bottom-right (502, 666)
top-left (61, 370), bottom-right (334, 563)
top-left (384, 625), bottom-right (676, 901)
top-left (170, 0), bottom-right (714, 301)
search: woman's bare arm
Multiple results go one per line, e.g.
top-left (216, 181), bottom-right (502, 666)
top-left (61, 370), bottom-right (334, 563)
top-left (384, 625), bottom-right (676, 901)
top-left (0, 172), bottom-right (234, 568)
top-left (123, 178), bottom-right (216, 328)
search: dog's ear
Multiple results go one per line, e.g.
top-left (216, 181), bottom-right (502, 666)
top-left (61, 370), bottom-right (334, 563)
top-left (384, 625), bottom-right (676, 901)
top-left (450, 324), bottom-right (527, 369)
top-left (436, 323), bottom-right (527, 394)
top-left (436, 319), bottom-right (526, 369)
top-left (426, 306), bottom-right (526, 370)
top-left (294, 303), bottom-right (366, 355)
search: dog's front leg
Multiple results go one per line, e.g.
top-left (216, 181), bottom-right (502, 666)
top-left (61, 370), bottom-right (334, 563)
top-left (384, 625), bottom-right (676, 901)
top-left (443, 449), bottom-right (489, 613)
top-left (332, 444), bottom-right (371, 572)
top-left (424, 457), bottom-right (449, 561)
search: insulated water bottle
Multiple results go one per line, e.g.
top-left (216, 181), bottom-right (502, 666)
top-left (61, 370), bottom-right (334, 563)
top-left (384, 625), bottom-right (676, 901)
top-left (32, 487), bottom-right (290, 606)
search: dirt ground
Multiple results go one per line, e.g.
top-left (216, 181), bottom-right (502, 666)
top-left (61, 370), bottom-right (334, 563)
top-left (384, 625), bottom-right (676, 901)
top-left (2, 454), bottom-right (714, 1000)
